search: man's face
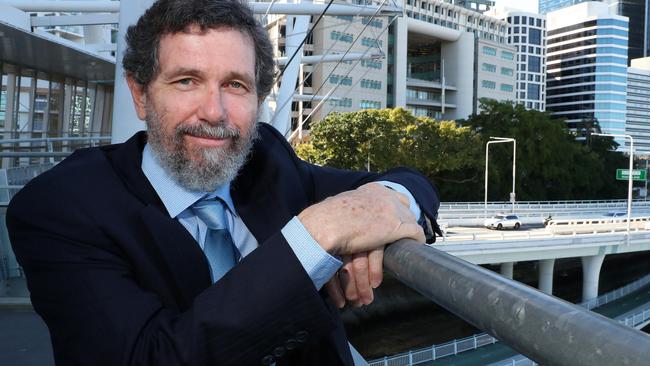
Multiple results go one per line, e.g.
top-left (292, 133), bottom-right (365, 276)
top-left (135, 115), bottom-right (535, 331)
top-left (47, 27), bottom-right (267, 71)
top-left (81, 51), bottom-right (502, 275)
top-left (128, 26), bottom-right (260, 191)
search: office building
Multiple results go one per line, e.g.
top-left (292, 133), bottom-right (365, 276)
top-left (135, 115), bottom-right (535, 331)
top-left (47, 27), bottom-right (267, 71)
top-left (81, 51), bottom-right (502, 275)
top-left (487, 8), bottom-right (547, 111)
top-left (540, 0), bottom-right (649, 63)
top-left (266, 0), bottom-right (515, 133)
top-left (626, 57), bottom-right (650, 151)
top-left (0, 2), bottom-right (116, 170)
top-left (546, 2), bottom-right (629, 148)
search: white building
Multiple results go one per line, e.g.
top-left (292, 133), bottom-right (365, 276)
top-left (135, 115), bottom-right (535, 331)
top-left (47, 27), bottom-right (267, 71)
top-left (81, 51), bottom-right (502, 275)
top-left (266, 0), bottom-right (515, 134)
top-left (487, 8), bottom-right (547, 111)
top-left (626, 57), bottom-right (650, 152)
top-left (546, 2), bottom-right (629, 149)
top-left (395, 0), bottom-right (516, 120)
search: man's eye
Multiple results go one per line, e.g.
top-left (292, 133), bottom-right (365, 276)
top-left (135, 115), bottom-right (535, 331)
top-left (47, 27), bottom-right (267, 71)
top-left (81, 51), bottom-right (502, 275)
top-left (229, 81), bottom-right (243, 89)
top-left (177, 78), bottom-right (193, 86)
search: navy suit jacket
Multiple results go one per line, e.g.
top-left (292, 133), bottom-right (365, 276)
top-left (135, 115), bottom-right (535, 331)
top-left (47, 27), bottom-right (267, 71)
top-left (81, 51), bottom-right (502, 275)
top-left (7, 123), bottom-right (440, 366)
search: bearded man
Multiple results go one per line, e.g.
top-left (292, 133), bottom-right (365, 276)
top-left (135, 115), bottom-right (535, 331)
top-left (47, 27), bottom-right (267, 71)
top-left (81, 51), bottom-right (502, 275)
top-left (6, 1), bottom-right (441, 365)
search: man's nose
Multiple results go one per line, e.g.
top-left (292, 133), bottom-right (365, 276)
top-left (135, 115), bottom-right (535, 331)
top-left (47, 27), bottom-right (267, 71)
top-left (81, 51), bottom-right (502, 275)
top-left (197, 86), bottom-right (226, 123)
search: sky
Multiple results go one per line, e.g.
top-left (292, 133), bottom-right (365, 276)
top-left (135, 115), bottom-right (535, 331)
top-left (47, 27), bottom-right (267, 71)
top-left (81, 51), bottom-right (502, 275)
top-left (494, 0), bottom-right (539, 13)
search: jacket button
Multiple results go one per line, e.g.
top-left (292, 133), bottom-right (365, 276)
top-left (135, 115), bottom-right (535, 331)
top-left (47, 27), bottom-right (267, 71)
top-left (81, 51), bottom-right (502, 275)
top-left (273, 346), bottom-right (286, 358)
top-left (261, 355), bottom-right (274, 365)
top-left (296, 330), bottom-right (309, 343)
top-left (285, 339), bottom-right (298, 350)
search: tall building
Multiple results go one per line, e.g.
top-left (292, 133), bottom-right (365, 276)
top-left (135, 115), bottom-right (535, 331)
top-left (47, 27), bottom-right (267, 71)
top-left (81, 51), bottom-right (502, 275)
top-left (487, 8), bottom-right (548, 111)
top-left (390, 0), bottom-right (516, 119)
top-left (626, 57), bottom-right (650, 151)
top-left (546, 2), bottom-right (629, 148)
top-left (268, 0), bottom-right (515, 132)
top-left (540, 0), bottom-right (650, 63)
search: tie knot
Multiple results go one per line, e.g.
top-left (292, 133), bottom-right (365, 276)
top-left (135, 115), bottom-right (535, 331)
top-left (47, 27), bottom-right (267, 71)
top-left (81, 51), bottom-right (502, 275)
top-left (192, 198), bottom-right (229, 230)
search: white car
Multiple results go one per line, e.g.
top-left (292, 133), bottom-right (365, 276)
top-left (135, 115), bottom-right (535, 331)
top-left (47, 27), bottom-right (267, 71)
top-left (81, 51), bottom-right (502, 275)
top-left (484, 214), bottom-right (521, 230)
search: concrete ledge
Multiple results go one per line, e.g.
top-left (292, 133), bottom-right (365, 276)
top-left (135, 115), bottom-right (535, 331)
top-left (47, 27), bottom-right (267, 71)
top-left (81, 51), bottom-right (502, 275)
top-left (0, 297), bottom-right (33, 310)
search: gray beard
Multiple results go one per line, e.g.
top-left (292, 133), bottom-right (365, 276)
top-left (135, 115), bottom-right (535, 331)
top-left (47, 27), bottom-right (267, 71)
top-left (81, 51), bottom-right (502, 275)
top-left (145, 107), bottom-right (258, 192)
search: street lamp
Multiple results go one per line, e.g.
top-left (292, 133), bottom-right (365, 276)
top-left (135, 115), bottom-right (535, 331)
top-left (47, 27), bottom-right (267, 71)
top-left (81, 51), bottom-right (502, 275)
top-left (485, 137), bottom-right (517, 217)
top-left (591, 133), bottom-right (634, 243)
top-left (366, 133), bottom-right (384, 172)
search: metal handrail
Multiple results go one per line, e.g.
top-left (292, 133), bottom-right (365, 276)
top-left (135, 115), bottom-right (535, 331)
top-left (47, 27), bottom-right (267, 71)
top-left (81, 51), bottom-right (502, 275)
top-left (383, 240), bottom-right (650, 366)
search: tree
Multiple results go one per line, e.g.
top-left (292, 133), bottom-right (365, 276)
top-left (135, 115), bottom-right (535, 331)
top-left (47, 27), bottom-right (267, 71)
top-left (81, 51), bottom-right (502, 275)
top-left (295, 109), bottom-right (483, 200)
top-left (461, 99), bottom-right (627, 201)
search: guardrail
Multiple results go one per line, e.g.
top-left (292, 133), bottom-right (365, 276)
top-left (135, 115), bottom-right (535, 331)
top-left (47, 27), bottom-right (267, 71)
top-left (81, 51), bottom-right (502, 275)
top-left (381, 240), bottom-right (650, 366)
top-left (368, 272), bottom-right (650, 366)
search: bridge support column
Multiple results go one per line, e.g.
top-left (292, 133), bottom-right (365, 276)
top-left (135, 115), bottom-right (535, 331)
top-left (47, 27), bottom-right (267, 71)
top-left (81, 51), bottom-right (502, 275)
top-left (581, 254), bottom-right (606, 301)
top-left (500, 262), bottom-right (514, 279)
top-left (538, 259), bottom-right (555, 295)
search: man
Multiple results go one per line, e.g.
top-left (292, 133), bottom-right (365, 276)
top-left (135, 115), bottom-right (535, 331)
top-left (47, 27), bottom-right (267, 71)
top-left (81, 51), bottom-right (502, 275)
top-left (7, 1), bottom-right (440, 365)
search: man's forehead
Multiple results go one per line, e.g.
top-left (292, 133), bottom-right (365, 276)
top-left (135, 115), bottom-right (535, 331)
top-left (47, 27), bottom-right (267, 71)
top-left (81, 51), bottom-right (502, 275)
top-left (156, 26), bottom-right (256, 75)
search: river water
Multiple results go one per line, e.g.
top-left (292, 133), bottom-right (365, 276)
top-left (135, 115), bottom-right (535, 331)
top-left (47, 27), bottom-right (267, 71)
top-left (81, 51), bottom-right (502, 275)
top-left (344, 250), bottom-right (650, 359)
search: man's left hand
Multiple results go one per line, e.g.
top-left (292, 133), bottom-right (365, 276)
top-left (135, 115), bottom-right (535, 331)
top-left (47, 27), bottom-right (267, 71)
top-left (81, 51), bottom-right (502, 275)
top-left (325, 247), bottom-right (384, 308)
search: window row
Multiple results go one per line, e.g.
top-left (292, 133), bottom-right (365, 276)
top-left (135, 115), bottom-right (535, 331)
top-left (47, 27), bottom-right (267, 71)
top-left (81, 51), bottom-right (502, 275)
top-left (507, 15), bottom-right (544, 28)
top-left (361, 37), bottom-right (382, 48)
top-left (330, 31), bottom-right (354, 43)
top-left (329, 75), bottom-right (353, 86)
top-left (361, 17), bottom-right (383, 29)
top-left (361, 59), bottom-right (382, 69)
top-left (360, 79), bottom-right (382, 90)
top-left (360, 100), bottom-right (382, 109)
top-left (329, 98), bottom-right (352, 108)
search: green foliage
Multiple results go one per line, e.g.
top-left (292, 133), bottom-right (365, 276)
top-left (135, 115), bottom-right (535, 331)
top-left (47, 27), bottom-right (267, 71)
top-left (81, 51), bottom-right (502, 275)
top-left (461, 99), bottom-right (628, 201)
top-left (296, 108), bottom-right (483, 200)
top-left (296, 102), bottom-right (630, 202)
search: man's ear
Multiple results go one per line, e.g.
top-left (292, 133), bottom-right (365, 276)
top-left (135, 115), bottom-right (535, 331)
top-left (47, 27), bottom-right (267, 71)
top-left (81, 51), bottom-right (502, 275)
top-left (126, 76), bottom-right (148, 121)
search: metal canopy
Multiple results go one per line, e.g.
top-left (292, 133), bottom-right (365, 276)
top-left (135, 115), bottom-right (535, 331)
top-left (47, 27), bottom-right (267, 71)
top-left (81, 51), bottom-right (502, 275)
top-left (0, 21), bottom-right (115, 83)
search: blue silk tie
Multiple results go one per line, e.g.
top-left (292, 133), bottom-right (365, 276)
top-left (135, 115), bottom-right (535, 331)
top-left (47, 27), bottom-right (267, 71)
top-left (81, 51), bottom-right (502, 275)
top-left (192, 198), bottom-right (241, 282)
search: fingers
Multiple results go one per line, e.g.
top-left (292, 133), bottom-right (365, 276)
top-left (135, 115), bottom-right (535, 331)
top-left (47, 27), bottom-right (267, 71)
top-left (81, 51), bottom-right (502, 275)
top-left (367, 247), bottom-right (384, 288)
top-left (351, 252), bottom-right (373, 305)
top-left (325, 275), bottom-right (346, 309)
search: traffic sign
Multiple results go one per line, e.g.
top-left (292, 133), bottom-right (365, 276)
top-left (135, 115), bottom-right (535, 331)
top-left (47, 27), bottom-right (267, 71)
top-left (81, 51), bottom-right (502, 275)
top-left (616, 169), bottom-right (647, 181)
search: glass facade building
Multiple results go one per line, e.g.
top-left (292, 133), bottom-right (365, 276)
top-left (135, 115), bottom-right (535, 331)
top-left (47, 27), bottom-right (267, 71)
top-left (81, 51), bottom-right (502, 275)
top-left (540, 0), bottom-right (650, 63)
top-left (547, 6), bottom-right (629, 148)
top-left (626, 60), bottom-right (650, 151)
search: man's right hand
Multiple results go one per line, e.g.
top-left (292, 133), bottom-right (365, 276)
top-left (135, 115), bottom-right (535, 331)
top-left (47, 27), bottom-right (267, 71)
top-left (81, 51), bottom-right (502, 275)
top-left (297, 182), bottom-right (425, 255)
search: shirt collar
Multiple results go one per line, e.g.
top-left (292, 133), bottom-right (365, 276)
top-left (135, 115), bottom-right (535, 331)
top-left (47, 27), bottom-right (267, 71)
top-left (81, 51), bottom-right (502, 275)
top-left (141, 143), bottom-right (237, 218)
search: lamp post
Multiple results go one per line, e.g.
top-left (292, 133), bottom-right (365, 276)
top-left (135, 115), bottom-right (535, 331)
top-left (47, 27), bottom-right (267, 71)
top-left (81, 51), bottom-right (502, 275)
top-left (485, 137), bottom-right (517, 217)
top-left (591, 133), bottom-right (634, 244)
top-left (366, 133), bottom-right (384, 172)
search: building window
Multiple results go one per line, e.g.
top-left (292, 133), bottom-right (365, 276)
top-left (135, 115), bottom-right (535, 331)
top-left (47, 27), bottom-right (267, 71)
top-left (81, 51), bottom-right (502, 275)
top-left (361, 37), bottom-right (382, 48)
top-left (514, 16), bottom-right (519, 24)
top-left (482, 46), bottom-right (497, 56)
top-left (527, 84), bottom-right (540, 100)
top-left (329, 98), bottom-right (352, 108)
top-left (501, 67), bottom-right (514, 76)
top-left (529, 28), bottom-right (541, 45)
top-left (330, 31), bottom-right (353, 43)
top-left (360, 79), bottom-right (382, 89)
top-left (481, 80), bottom-right (496, 89)
top-left (501, 50), bottom-right (514, 60)
top-left (501, 83), bottom-right (514, 92)
top-left (528, 56), bottom-right (541, 73)
top-left (482, 63), bottom-right (497, 72)
top-left (329, 75), bottom-right (353, 86)
top-left (360, 100), bottom-right (381, 109)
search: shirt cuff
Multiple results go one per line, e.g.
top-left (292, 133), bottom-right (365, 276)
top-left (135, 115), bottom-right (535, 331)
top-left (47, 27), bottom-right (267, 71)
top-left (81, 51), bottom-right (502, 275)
top-left (281, 216), bottom-right (342, 290)
top-left (378, 180), bottom-right (422, 219)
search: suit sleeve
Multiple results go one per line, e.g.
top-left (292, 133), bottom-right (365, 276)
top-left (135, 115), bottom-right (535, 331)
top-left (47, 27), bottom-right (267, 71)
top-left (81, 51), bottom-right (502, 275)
top-left (261, 124), bottom-right (442, 238)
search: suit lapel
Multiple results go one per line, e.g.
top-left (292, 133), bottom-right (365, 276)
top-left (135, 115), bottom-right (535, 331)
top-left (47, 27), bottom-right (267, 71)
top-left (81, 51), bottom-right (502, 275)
top-left (139, 204), bottom-right (212, 307)
top-left (106, 132), bottom-right (212, 306)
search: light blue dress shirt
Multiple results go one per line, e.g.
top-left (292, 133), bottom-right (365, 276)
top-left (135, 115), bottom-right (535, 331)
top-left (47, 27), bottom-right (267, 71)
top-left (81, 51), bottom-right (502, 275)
top-left (141, 144), bottom-right (421, 290)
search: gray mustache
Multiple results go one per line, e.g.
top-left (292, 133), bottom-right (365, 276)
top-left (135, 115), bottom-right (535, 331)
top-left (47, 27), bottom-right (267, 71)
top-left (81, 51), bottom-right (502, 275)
top-left (176, 122), bottom-right (240, 139)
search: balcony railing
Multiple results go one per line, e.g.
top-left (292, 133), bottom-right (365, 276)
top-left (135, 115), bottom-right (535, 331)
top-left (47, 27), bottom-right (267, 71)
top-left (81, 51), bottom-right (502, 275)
top-left (382, 239), bottom-right (650, 366)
